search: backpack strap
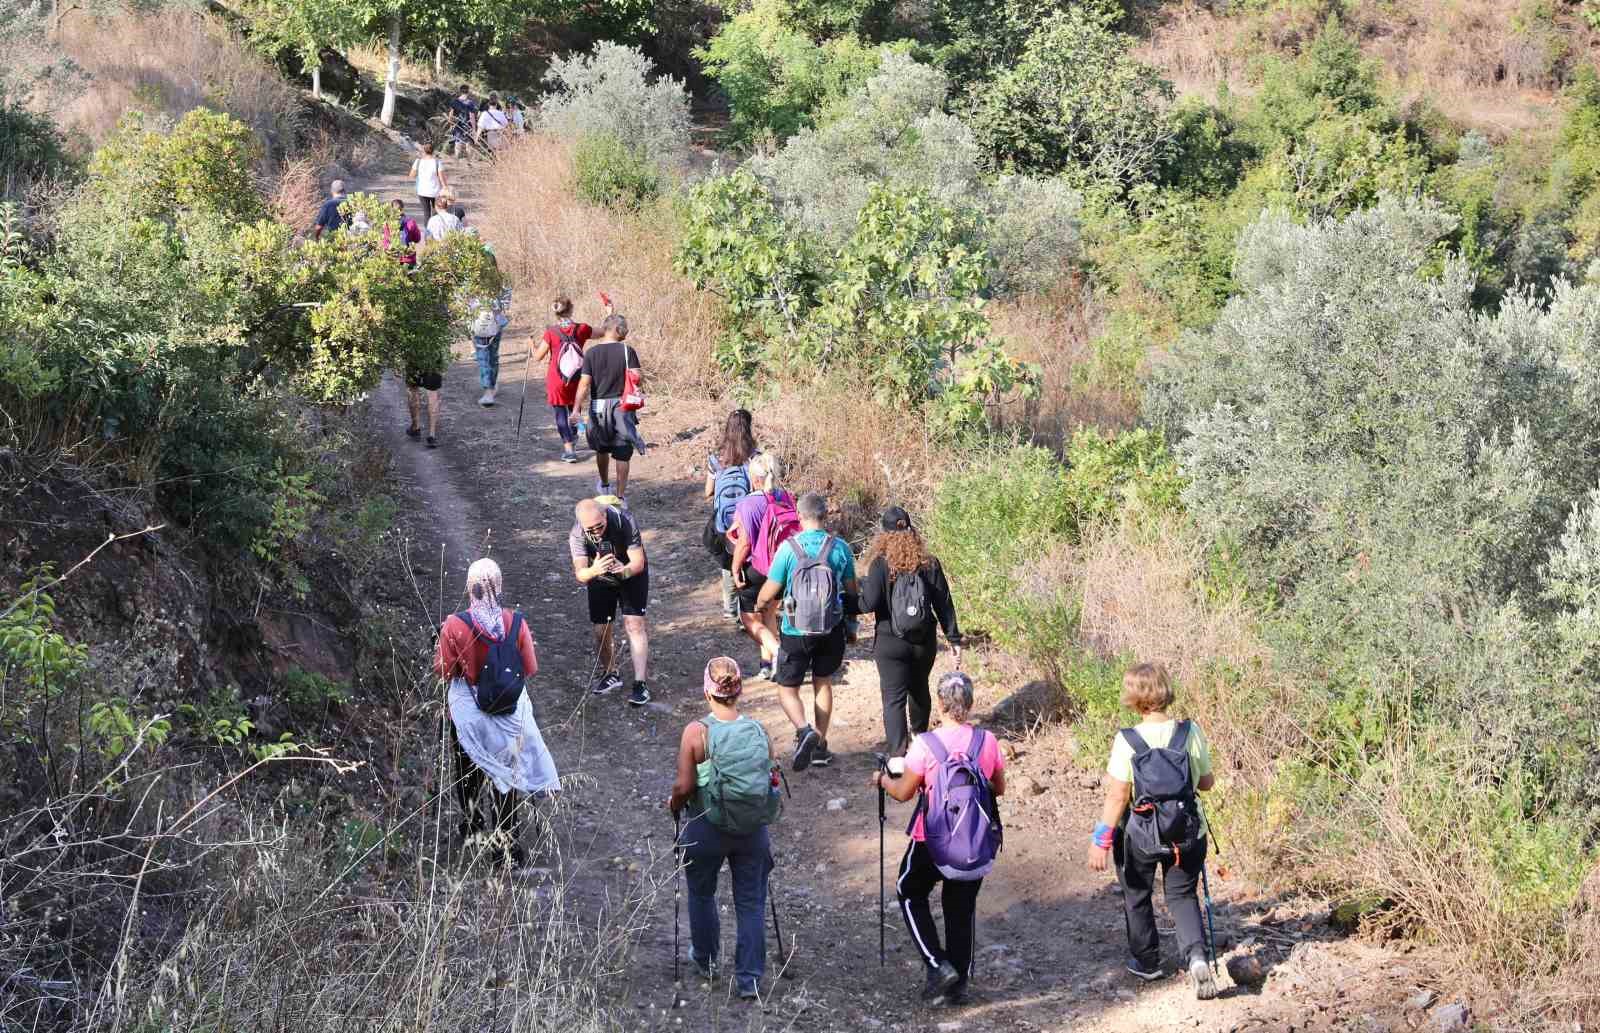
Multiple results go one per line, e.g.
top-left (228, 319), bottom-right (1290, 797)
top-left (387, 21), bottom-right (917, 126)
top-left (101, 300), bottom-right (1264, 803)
top-left (1168, 719), bottom-right (1192, 754)
top-left (1120, 727), bottom-right (1151, 755)
top-left (819, 534), bottom-right (838, 563)
top-left (919, 731), bottom-right (950, 765)
top-left (505, 611), bottom-right (523, 645)
top-left (965, 727), bottom-right (988, 761)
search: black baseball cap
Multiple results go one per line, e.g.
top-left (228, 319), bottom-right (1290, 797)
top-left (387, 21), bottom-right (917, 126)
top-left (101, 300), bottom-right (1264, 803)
top-left (881, 506), bottom-right (912, 531)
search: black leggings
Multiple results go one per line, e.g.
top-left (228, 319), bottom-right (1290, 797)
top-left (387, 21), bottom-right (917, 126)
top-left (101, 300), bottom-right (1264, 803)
top-left (452, 722), bottom-right (522, 840)
top-left (553, 404), bottom-right (575, 445)
top-left (419, 195), bottom-right (437, 225)
top-left (876, 631), bottom-right (937, 756)
top-left (897, 839), bottom-right (981, 978)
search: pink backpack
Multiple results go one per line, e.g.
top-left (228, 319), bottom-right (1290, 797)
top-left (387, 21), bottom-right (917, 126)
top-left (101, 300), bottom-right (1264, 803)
top-left (751, 491), bottom-right (800, 576)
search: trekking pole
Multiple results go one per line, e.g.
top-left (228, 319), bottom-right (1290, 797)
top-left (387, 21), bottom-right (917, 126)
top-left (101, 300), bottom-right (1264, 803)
top-left (513, 352), bottom-right (530, 447)
top-left (673, 811), bottom-right (682, 985)
top-left (874, 755), bottom-right (888, 967)
top-left (769, 871), bottom-right (787, 964)
top-left (1200, 862), bottom-right (1218, 975)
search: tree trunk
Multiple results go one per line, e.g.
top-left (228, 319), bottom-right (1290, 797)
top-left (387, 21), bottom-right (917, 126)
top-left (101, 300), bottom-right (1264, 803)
top-left (309, 62), bottom-right (322, 99)
top-left (380, 13), bottom-right (401, 127)
top-left (434, 39), bottom-right (446, 78)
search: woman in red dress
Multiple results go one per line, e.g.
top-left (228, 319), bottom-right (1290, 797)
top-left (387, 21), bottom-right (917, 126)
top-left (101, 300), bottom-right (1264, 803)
top-left (529, 295), bottom-right (602, 463)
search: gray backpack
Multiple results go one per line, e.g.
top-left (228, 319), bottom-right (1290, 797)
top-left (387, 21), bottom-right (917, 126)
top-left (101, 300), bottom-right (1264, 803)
top-left (783, 534), bottom-right (843, 636)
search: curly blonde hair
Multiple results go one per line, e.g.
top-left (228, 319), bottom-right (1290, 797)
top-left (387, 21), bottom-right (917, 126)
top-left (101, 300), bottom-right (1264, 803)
top-left (863, 529), bottom-right (933, 578)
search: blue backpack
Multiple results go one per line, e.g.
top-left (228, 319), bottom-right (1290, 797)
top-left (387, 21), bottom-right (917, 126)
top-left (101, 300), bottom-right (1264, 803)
top-left (454, 610), bottom-right (527, 716)
top-left (909, 728), bottom-right (1002, 881)
top-left (710, 457), bottom-right (752, 534)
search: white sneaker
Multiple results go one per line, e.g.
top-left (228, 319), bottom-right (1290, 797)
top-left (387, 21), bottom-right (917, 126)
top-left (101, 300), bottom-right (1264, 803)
top-left (479, 390), bottom-right (495, 407)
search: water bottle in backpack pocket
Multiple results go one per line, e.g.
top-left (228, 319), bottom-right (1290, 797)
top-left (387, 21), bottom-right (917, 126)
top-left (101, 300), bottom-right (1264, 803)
top-left (888, 568), bottom-right (936, 641)
top-left (697, 716), bottom-right (783, 836)
top-left (782, 535), bottom-right (843, 636)
top-left (1121, 720), bottom-right (1204, 865)
top-left (457, 610), bottom-right (527, 716)
top-left (911, 728), bottom-right (1002, 881)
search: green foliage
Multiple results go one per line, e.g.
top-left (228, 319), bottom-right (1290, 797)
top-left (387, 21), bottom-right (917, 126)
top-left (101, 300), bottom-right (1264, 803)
top-left (1060, 427), bottom-right (1186, 529)
top-left (572, 132), bottom-right (661, 210)
top-left (538, 43), bottom-right (692, 169)
top-left (85, 700), bottom-right (171, 762)
top-left (0, 90), bottom-right (74, 203)
top-left (0, 575), bottom-right (87, 724)
top-left (973, 8), bottom-right (1176, 190)
top-left (697, 1), bottom-right (883, 144)
top-left (90, 109), bottom-right (266, 223)
top-left (280, 667), bottom-right (352, 715)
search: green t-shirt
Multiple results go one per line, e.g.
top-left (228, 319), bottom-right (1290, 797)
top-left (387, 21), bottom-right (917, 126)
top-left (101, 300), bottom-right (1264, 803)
top-left (765, 529), bottom-right (856, 637)
top-left (1106, 718), bottom-right (1214, 836)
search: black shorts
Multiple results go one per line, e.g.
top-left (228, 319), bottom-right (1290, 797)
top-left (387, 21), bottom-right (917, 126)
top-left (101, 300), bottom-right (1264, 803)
top-left (585, 401), bottom-right (634, 463)
top-left (775, 624), bottom-right (846, 686)
top-left (405, 367), bottom-right (443, 391)
top-left (735, 565), bottom-right (768, 613)
top-left (587, 572), bottom-right (649, 623)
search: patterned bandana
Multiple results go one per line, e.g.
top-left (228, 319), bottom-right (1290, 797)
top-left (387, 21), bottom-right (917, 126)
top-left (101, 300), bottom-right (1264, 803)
top-left (703, 657), bottom-right (742, 702)
top-left (465, 558), bottom-right (504, 640)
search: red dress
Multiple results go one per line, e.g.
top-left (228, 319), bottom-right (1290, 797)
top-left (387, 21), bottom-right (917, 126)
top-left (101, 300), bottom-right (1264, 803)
top-left (543, 320), bottom-right (592, 407)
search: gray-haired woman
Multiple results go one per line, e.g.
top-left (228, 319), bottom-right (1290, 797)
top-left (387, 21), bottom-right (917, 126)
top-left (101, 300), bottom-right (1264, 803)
top-left (870, 671), bottom-right (1006, 1006)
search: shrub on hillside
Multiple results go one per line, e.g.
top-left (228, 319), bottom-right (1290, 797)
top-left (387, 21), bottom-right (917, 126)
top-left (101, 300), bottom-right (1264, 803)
top-left (572, 132), bottom-right (661, 210)
top-left (0, 92), bottom-right (73, 204)
top-left (538, 43), bottom-right (691, 169)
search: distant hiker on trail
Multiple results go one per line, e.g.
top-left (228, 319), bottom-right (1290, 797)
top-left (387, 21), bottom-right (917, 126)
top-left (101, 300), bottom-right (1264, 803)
top-left (872, 671), bottom-right (1005, 1006)
top-left (727, 453), bottom-right (789, 682)
top-left (571, 313), bottom-right (643, 503)
top-left (404, 353), bottom-right (445, 449)
top-left (755, 491), bottom-right (859, 771)
top-left (448, 84), bottom-right (477, 158)
top-left (468, 265), bottom-right (512, 407)
top-left (508, 96), bottom-right (527, 134)
top-left (427, 201), bottom-right (464, 242)
top-left (569, 497), bottom-right (652, 707)
top-left (703, 409), bottom-right (758, 623)
top-left (433, 558), bottom-right (560, 869)
top-left (666, 657), bottom-right (781, 1000)
top-left (409, 141), bottom-right (448, 224)
top-left (310, 179), bottom-right (347, 239)
top-left (1087, 662), bottom-right (1218, 1001)
top-left (529, 294), bottom-right (600, 464)
top-left (859, 506), bottom-right (962, 757)
top-left (386, 198), bottom-right (423, 267)
top-left (477, 96), bottom-right (510, 154)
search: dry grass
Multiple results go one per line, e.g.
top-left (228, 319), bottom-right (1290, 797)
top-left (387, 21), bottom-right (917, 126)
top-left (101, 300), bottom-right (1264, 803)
top-left (347, 37), bottom-right (446, 91)
top-left (990, 281), bottom-right (1140, 449)
top-left (50, 7), bottom-right (303, 155)
top-left (478, 136), bottom-right (725, 398)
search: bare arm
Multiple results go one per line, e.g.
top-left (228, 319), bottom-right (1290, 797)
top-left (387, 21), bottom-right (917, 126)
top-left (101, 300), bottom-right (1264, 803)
top-left (667, 723), bottom-right (704, 815)
top-left (572, 373), bottom-right (593, 413)
top-left (755, 574), bottom-right (782, 612)
top-left (1087, 776), bottom-right (1131, 872)
top-left (572, 553), bottom-right (620, 584)
top-left (703, 471), bottom-right (715, 499)
top-left (872, 767), bottom-right (925, 803)
top-left (531, 334), bottom-right (552, 362)
top-left (730, 533), bottom-right (752, 587)
top-left (623, 540), bottom-right (647, 579)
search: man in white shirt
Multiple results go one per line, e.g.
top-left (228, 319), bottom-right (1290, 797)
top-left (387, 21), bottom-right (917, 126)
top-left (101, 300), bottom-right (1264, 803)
top-left (426, 203), bottom-right (465, 242)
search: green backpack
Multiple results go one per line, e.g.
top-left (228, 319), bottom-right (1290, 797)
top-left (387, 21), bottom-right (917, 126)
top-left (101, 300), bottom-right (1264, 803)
top-left (697, 716), bottom-right (783, 836)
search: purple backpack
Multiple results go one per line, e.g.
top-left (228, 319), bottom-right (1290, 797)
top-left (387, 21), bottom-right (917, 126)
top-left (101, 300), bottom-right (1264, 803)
top-left (909, 728), bottom-right (1003, 881)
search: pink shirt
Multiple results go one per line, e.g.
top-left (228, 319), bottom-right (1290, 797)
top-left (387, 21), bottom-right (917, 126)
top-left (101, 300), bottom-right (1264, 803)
top-left (904, 723), bottom-right (1004, 841)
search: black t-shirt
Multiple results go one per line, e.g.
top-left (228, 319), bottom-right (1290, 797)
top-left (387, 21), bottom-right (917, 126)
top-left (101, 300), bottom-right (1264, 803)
top-left (579, 340), bottom-right (640, 400)
top-left (314, 195), bottom-right (346, 232)
top-left (568, 506), bottom-right (644, 582)
top-left (449, 96), bottom-right (477, 130)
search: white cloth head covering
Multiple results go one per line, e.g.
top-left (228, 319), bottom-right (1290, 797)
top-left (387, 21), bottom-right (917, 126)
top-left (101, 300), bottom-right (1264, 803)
top-left (465, 558), bottom-right (503, 639)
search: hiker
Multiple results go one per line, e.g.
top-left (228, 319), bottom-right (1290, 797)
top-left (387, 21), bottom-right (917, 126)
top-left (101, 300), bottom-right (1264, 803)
top-left (409, 141), bottom-right (448, 224)
top-left (727, 453), bottom-right (789, 681)
top-left (468, 263), bottom-right (512, 407)
top-left (387, 198), bottom-right (423, 267)
top-left (310, 179), bottom-right (347, 239)
top-left (703, 410), bottom-right (758, 623)
top-left (427, 200), bottom-right (464, 242)
top-left (508, 96), bottom-right (526, 134)
top-left (433, 558), bottom-right (560, 868)
top-left (666, 657), bottom-right (781, 1000)
top-left (859, 506), bottom-right (963, 757)
top-left (448, 84), bottom-right (477, 158)
top-left (529, 295), bottom-right (601, 464)
top-left (1087, 662), bottom-right (1218, 1001)
top-left (404, 353), bottom-right (444, 448)
top-left (477, 96), bottom-right (510, 153)
top-left (872, 671), bottom-right (1005, 1006)
top-left (569, 497), bottom-right (652, 706)
top-left (570, 314), bottom-right (642, 502)
top-left (754, 491), bottom-right (858, 771)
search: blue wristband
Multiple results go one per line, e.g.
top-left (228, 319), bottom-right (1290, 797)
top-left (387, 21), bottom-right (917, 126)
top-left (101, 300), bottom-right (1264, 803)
top-left (1091, 822), bottom-right (1114, 849)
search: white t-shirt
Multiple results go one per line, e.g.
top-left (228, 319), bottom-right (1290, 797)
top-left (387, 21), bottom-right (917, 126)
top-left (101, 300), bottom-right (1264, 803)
top-left (426, 210), bottom-right (461, 241)
top-left (479, 109), bottom-right (509, 136)
top-left (413, 156), bottom-right (443, 198)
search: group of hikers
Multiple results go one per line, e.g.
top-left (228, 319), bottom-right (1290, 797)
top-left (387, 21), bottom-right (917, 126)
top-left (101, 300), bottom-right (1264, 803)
top-left (447, 84), bottom-right (526, 159)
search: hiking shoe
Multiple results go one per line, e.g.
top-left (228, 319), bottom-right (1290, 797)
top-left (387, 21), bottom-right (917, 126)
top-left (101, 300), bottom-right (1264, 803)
top-left (810, 744), bottom-right (834, 768)
top-left (921, 961), bottom-right (960, 1001)
top-left (1127, 959), bottom-right (1164, 982)
top-left (595, 479), bottom-right (611, 495)
top-left (688, 950), bottom-right (717, 980)
top-left (479, 390), bottom-right (495, 407)
top-left (736, 977), bottom-right (760, 1000)
top-left (792, 726), bottom-right (820, 771)
top-left (755, 661), bottom-right (776, 682)
top-left (943, 979), bottom-right (970, 1006)
top-left (627, 681), bottom-right (650, 706)
top-left (405, 425), bottom-right (421, 439)
top-left (561, 451), bottom-right (579, 464)
top-left (426, 435), bottom-right (438, 448)
top-left (1189, 955), bottom-right (1218, 1001)
top-left (591, 671), bottom-right (622, 695)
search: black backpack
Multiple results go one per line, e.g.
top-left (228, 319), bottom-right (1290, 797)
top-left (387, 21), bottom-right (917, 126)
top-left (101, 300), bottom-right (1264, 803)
top-left (455, 610), bottom-right (527, 716)
top-left (1122, 720), bottom-right (1203, 864)
top-left (888, 568), bottom-right (936, 641)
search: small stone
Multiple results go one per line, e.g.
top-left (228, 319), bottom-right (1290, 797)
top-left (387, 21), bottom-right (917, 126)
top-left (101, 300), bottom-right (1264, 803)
top-left (826, 797), bottom-right (849, 812)
top-left (1406, 990), bottom-right (1437, 1011)
top-left (1226, 954), bottom-right (1266, 987)
top-left (1431, 1003), bottom-right (1471, 1032)
top-left (936, 1023), bottom-right (963, 1032)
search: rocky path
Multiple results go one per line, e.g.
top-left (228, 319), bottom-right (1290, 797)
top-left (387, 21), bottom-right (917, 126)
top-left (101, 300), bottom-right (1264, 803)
top-left (351, 144), bottom-right (1446, 1033)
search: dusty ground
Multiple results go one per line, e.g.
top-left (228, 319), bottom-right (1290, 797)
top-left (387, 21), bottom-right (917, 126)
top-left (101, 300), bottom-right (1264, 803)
top-left (350, 148), bottom-right (1460, 1033)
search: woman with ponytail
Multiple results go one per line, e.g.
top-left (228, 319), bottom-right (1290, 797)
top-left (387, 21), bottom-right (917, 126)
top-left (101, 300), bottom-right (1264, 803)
top-left (530, 293), bottom-right (608, 463)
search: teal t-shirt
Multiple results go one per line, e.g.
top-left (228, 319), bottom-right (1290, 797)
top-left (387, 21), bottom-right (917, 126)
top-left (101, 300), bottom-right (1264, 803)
top-left (766, 529), bottom-right (856, 637)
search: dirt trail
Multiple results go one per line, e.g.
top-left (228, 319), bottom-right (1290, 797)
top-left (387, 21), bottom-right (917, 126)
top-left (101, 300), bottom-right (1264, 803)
top-left (352, 146), bottom-right (1432, 1033)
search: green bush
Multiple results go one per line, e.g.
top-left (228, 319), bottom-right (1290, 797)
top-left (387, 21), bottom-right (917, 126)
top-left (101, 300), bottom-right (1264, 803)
top-left (0, 91), bottom-right (72, 203)
top-left (572, 132), bottom-right (661, 210)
